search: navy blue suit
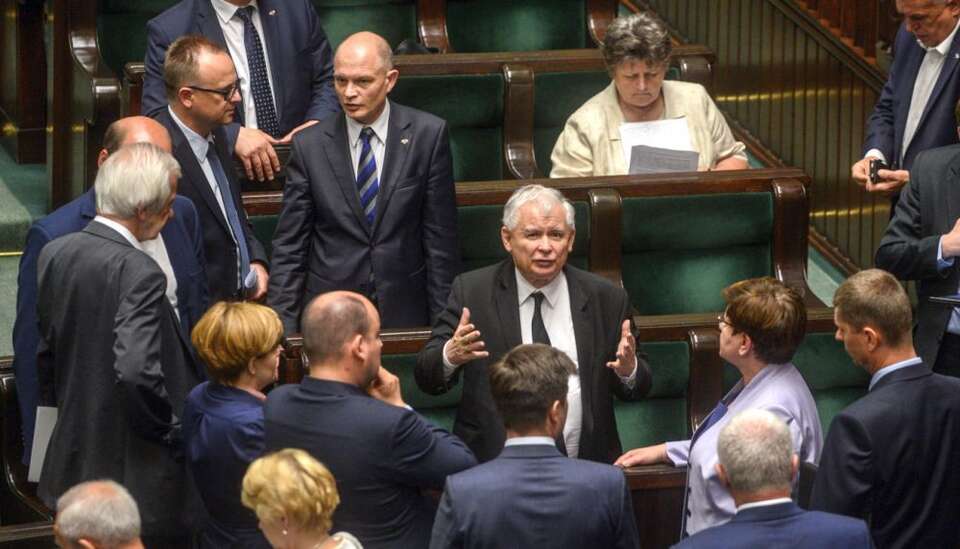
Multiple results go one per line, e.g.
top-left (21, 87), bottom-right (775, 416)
top-left (183, 382), bottom-right (270, 549)
top-left (864, 23), bottom-right (960, 173)
top-left (672, 501), bottom-right (872, 549)
top-left (264, 377), bottom-right (477, 549)
top-left (430, 443), bottom-right (640, 549)
top-left (143, 0), bottom-right (339, 148)
top-left (12, 189), bottom-right (208, 463)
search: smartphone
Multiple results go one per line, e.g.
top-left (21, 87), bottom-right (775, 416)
top-left (869, 158), bottom-right (887, 184)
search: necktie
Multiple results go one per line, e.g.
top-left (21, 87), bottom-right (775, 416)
top-left (236, 6), bottom-right (280, 138)
top-left (207, 145), bottom-right (251, 293)
top-left (357, 127), bottom-right (380, 225)
top-left (531, 292), bottom-right (551, 345)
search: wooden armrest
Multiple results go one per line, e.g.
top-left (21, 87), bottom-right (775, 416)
top-left (623, 464), bottom-right (687, 489)
top-left (687, 327), bottom-right (723, 436)
top-left (502, 64), bottom-right (536, 179)
top-left (0, 521), bottom-right (54, 543)
top-left (772, 178), bottom-right (826, 308)
top-left (124, 61), bottom-right (146, 116)
top-left (586, 0), bottom-right (619, 46)
top-left (417, 0), bottom-right (450, 53)
top-left (587, 188), bottom-right (624, 288)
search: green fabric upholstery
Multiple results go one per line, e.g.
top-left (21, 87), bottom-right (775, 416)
top-left (390, 74), bottom-right (504, 181)
top-left (446, 0), bottom-right (589, 52)
top-left (616, 341), bottom-right (690, 450)
top-left (456, 202), bottom-right (589, 274)
top-left (622, 193), bottom-right (774, 315)
top-left (97, 0), bottom-right (178, 76)
top-left (250, 215), bottom-right (279, 258)
top-left (311, 0), bottom-right (417, 52)
top-left (792, 332), bottom-right (868, 433)
top-left (386, 352), bottom-right (461, 431)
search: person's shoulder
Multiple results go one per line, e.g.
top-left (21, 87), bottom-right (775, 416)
top-left (802, 509), bottom-right (870, 533)
top-left (147, 0), bottom-right (195, 31)
top-left (456, 262), bottom-right (506, 287)
top-left (263, 383), bottom-right (300, 414)
top-left (663, 79), bottom-right (708, 96)
top-left (391, 101), bottom-right (447, 131)
top-left (912, 143), bottom-right (960, 174)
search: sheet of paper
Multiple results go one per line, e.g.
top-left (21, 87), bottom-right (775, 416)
top-left (28, 406), bottom-right (57, 482)
top-left (629, 145), bottom-right (700, 174)
top-left (619, 117), bottom-right (694, 170)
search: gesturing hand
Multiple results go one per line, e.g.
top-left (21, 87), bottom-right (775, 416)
top-left (605, 319), bottom-right (637, 377)
top-left (444, 307), bottom-right (490, 367)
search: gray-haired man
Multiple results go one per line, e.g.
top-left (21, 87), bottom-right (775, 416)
top-left (54, 480), bottom-right (144, 549)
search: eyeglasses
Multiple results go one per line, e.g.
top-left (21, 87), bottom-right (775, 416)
top-left (717, 314), bottom-right (734, 330)
top-left (185, 80), bottom-right (240, 101)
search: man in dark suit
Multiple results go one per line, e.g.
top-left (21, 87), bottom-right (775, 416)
top-left (143, 0), bottom-right (339, 181)
top-left (875, 140), bottom-right (960, 373)
top-left (851, 0), bottom-right (960, 195)
top-left (264, 291), bottom-right (476, 549)
top-left (37, 143), bottom-right (202, 548)
top-left (417, 184), bottom-right (652, 463)
top-left (674, 409), bottom-right (871, 549)
top-left (12, 116), bottom-right (207, 465)
top-left (268, 31), bottom-right (459, 331)
top-left (811, 268), bottom-right (960, 548)
top-left (430, 344), bottom-right (640, 549)
top-left (156, 35), bottom-right (269, 302)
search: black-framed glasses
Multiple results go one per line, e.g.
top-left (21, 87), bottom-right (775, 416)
top-left (185, 80), bottom-right (240, 101)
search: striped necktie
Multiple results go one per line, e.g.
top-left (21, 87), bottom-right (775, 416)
top-left (357, 127), bottom-right (380, 225)
top-left (236, 6), bottom-right (280, 137)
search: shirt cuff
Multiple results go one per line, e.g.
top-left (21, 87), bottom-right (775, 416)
top-left (442, 339), bottom-right (458, 382)
top-left (865, 149), bottom-right (887, 164)
top-left (665, 440), bottom-right (691, 466)
top-left (618, 363), bottom-right (638, 388)
top-left (939, 236), bottom-right (956, 271)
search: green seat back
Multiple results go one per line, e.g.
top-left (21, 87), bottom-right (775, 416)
top-left (446, 0), bottom-right (588, 52)
top-left (385, 352), bottom-right (461, 431)
top-left (616, 341), bottom-right (690, 449)
top-left (793, 332), bottom-right (869, 433)
top-left (456, 202), bottom-right (589, 273)
top-left (622, 193), bottom-right (774, 315)
top-left (250, 215), bottom-right (279, 258)
top-left (391, 74), bottom-right (505, 181)
top-left (97, 0), bottom-right (177, 76)
top-left (311, 0), bottom-right (417, 52)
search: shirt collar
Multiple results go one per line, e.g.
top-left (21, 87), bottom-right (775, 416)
top-left (514, 267), bottom-right (566, 308)
top-left (736, 497), bottom-right (793, 513)
top-left (919, 17), bottom-right (960, 54)
top-left (346, 100), bottom-right (391, 148)
top-left (168, 106), bottom-right (212, 163)
top-left (210, 0), bottom-right (258, 24)
top-left (504, 436), bottom-right (556, 447)
top-left (869, 356), bottom-right (923, 390)
top-left (93, 216), bottom-right (143, 251)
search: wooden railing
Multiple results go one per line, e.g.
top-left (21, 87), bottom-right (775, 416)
top-left (635, 0), bottom-right (889, 273)
top-left (794, 0), bottom-right (901, 63)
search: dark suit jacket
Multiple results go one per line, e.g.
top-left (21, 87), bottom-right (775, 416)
top-left (157, 108), bottom-right (268, 302)
top-left (864, 23), bottom-right (960, 173)
top-left (36, 221), bottom-right (204, 535)
top-left (416, 260), bottom-right (652, 463)
top-left (268, 103), bottom-right (460, 331)
top-left (12, 189), bottom-right (207, 463)
top-left (143, 0), bottom-right (339, 147)
top-left (430, 443), bottom-right (640, 549)
top-left (875, 144), bottom-right (960, 366)
top-left (183, 382), bottom-right (270, 549)
top-left (264, 377), bottom-right (477, 549)
top-left (810, 364), bottom-right (960, 548)
top-left (672, 501), bottom-right (872, 549)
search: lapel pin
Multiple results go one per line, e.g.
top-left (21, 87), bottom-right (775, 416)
top-left (401, 137), bottom-right (410, 145)
top-left (268, 9), bottom-right (277, 15)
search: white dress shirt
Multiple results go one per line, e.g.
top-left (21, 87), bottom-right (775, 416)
top-left (93, 216), bottom-right (178, 318)
top-left (735, 497), bottom-right (793, 513)
top-left (210, 0), bottom-right (277, 130)
top-left (346, 101), bottom-right (391, 183)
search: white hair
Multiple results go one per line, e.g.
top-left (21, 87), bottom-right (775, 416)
top-left (501, 184), bottom-right (575, 231)
top-left (717, 409), bottom-right (794, 493)
top-left (56, 480), bottom-right (141, 548)
top-left (95, 142), bottom-right (181, 218)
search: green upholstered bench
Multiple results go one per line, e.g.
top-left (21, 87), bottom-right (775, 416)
top-left (97, 0), bottom-right (177, 78)
top-left (311, 0), bottom-right (418, 52)
top-left (616, 341), bottom-right (691, 449)
top-left (792, 327), bottom-right (869, 433)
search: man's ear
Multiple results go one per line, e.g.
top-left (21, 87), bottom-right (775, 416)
top-left (863, 326), bottom-right (882, 351)
top-left (790, 454), bottom-right (800, 483)
top-left (716, 463), bottom-right (731, 489)
top-left (96, 148), bottom-right (110, 168)
top-left (500, 226), bottom-right (512, 254)
top-left (177, 86), bottom-right (194, 108)
top-left (77, 539), bottom-right (97, 549)
top-left (567, 228), bottom-right (576, 252)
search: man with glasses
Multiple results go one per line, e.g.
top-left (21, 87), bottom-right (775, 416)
top-left (852, 0), bottom-right (960, 198)
top-left (156, 35), bottom-right (269, 303)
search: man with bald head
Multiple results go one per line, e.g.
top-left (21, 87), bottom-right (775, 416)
top-left (269, 31), bottom-right (459, 332)
top-left (265, 291), bottom-right (475, 549)
top-left (13, 115), bottom-right (208, 464)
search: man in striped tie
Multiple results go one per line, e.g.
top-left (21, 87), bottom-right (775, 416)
top-left (268, 31), bottom-right (460, 333)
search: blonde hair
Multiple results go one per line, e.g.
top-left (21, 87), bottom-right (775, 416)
top-left (242, 449), bottom-right (341, 534)
top-left (191, 301), bottom-right (283, 384)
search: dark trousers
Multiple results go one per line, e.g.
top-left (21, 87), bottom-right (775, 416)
top-left (934, 332), bottom-right (960, 378)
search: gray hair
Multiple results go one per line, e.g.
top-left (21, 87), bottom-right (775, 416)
top-left (501, 184), bottom-right (575, 231)
top-left (602, 12), bottom-right (673, 71)
top-left (56, 480), bottom-right (141, 548)
top-left (95, 142), bottom-right (181, 218)
top-left (717, 410), bottom-right (794, 493)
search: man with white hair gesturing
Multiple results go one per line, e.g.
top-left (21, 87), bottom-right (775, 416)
top-left (54, 480), bottom-right (145, 549)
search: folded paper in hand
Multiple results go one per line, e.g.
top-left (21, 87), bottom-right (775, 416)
top-left (619, 117), bottom-right (698, 173)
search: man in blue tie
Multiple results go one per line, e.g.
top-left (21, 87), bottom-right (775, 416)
top-left (268, 32), bottom-right (460, 331)
top-left (155, 35), bottom-right (269, 303)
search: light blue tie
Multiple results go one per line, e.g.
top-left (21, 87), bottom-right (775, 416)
top-left (357, 127), bottom-right (380, 225)
top-left (206, 145), bottom-right (251, 292)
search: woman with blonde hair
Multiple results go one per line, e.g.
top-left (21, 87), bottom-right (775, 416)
top-left (243, 449), bottom-right (362, 549)
top-left (183, 301), bottom-right (285, 548)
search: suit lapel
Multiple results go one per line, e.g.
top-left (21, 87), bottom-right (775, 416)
top-left (494, 262), bottom-right (522, 351)
top-left (256, 0), bottom-right (284, 124)
top-left (567, 267), bottom-right (596, 435)
top-left (915, 36), bottom-right (960, 147)
top-left (169, 125), bottom-right (233, 236)
top-left (895, 44), bottom-right (927, 163)
top-left (373, 104), bottom-right (414, 230)
top-left (325, 116), bottom-right (371, 236)
top-left (84, 220), bottom-right (135, 248)
top-left (948, 158), bottom-right (960, 228)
